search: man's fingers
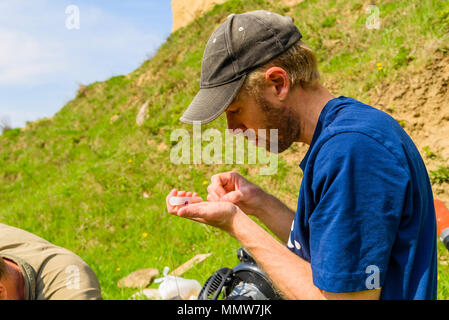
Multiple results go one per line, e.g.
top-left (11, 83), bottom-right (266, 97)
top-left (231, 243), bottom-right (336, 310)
top-left (207, 183), bottom-right (226, 200)
top-left (166, 189), bottom-right (178, 213)
top-left (208, 171), bottom-right (240, 201)
top-left (177, 202), bottom-right (208, 218)
top-left (177, 204), bottom-right (196, 218)
top-left (167, 189), bottom-right (201, 215)
top-left (207, 193), bottom-right (217, 202)
top-left (207, 190), bottom-right (221, 202)
top-left (222, 190), bottom-right (242, 204)
top-left (210, 174), bottom-right (229, 197)
top-left (166, 189), bottom-right (177, 202)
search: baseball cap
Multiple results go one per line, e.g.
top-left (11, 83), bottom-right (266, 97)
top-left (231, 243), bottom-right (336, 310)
top-left (180, 10), bottom-right (302, 124)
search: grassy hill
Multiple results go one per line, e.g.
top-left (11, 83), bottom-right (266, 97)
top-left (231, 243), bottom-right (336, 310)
top-left (1, 0), bottom-right (449, 299)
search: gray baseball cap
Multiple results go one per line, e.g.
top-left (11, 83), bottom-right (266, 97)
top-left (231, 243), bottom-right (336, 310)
top-left (180, 10), bottom-right (302, 124)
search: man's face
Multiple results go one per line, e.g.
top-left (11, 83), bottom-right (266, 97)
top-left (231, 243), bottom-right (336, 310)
top-left (225, 87), bottom-right (301, 153)
top-left (0, 259), bottom-right (25, 300)
top-left (0, 278), bottom-right (22, 300)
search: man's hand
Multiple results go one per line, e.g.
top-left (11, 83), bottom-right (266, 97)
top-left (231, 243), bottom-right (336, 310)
top-left (165, 189), bottom-right (381, 300)
top-left (166, 189), bottom-right (203, 215)
top-left (177, 201), bottom-right (241, 236)
top-left (207, 171), bottom-right (295, 243)
top-left (206, 171), bottom-right (266, 217)
top-left (166, 188), bottom-right (241, 235)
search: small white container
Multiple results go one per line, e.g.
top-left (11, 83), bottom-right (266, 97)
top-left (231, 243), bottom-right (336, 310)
top-left (169, 196), bottom-right (193, 206)
top-left (155, 267), bottom-right (202, 300)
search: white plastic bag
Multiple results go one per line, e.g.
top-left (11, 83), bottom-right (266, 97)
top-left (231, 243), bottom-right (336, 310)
top-left (154, 267), bottom-right (202, 300)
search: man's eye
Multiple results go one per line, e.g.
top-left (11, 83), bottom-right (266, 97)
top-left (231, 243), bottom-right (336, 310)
top-left (230, 109), bottom-right (239, 114)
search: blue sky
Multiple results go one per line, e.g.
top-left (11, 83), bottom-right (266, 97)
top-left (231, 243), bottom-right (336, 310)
top-left (0, 0), bottom-right (173, 128)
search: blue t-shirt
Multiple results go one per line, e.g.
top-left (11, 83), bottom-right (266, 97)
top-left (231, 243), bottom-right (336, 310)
top-left (287, 96), bottom-right (437, 299)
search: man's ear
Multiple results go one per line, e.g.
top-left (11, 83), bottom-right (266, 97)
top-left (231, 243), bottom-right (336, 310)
top-left (0, 281), bottom-right (8, 300)
top-left (264, 67), bottom-right (290, 101)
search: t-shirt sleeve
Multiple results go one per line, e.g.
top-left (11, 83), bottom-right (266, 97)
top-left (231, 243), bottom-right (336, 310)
top-left (38, 252), bottom-right (103, 300)
top-left (309, 132), bottom-right (409, 293)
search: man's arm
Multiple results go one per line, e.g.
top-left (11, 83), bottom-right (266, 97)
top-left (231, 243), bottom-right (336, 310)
top-left (173, 201), bottom-right (380, 300)
top-left (253, 192), bottom-right (295, 243)
top-left (230, 210), bottom-right (381, 300)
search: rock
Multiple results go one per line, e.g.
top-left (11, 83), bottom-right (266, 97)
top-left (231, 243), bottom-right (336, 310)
top-left (77, 84), bottom-right (88, 97)
top-left (110, 114), bottom-right (120, 124)
top-left (117, 268), bottom-right (159, 288)
top-left (171, 0), bottom-right (227, 32)
top-left (171, 0), bottom-right (304, 32)
top-left (136, 100), bottom-right (149, 127)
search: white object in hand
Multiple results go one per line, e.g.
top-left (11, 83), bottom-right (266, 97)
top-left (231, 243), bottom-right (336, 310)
top-left (169, 196), bottom-right (192, 206)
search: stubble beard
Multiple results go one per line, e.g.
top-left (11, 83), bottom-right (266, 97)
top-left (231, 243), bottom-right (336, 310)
top-left (255, 94), bottom-right (301, 153)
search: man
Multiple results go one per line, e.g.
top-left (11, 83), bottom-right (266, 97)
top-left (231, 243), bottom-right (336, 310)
top-left (166, 10), bottom-right (437, 299)
top-left (0, 223), bottom-right (102, 300)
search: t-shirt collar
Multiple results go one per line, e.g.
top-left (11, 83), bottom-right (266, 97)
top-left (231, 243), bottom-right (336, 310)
top-left (299, 96), bottom-right (344, 171)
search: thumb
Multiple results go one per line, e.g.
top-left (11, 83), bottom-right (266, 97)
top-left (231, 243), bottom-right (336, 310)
top-left (177, 202), bottom-right (203, 218)
top-left (222, 190), bottom-right (243, 203)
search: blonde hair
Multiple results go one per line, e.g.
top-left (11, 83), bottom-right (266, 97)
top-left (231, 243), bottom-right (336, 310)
top-left (240, 40), bottom-right (320, 98)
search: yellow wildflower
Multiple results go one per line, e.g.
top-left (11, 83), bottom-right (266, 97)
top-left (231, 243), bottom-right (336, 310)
top-left (142, 232), bottom-right (148, 238)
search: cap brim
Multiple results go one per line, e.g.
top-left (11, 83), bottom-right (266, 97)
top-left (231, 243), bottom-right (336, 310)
top-left (180, 75), bottom-right (246, 124)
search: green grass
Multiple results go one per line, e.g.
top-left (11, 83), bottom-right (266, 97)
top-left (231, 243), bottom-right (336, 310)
top-left (422, 146), bottom-right (438, 160)
top-left (1, 0), bottom-right (449, 299)
top-left (431, 166), bottom-right (449, 184)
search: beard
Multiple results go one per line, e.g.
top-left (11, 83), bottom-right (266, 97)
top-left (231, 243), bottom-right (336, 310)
top-left (255, 94), bottom-right (301, 153)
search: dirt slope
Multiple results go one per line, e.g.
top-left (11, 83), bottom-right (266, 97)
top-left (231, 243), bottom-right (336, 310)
top-left (371, 50), bottom-right (449, 204)
top-left (279, 50), bottom-right (449, 208)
